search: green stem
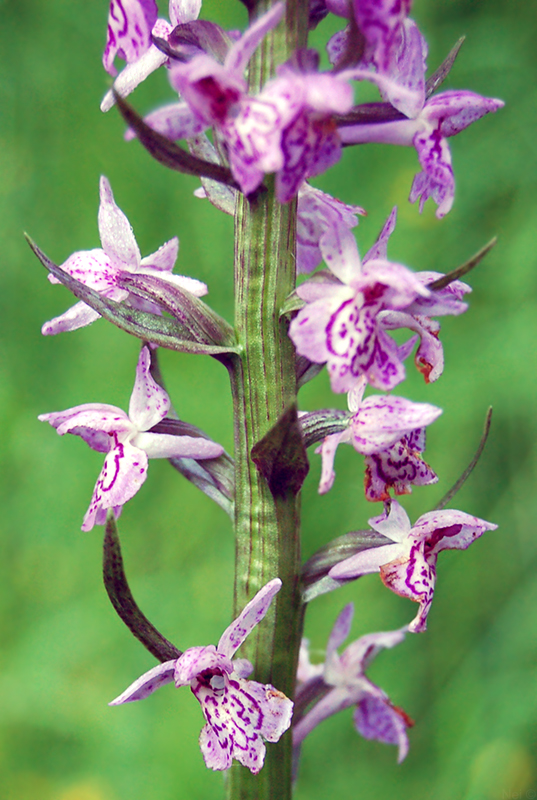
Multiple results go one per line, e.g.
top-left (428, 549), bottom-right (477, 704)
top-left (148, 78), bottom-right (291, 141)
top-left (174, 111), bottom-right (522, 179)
top-left (226, 3), bottom-right (308, 797)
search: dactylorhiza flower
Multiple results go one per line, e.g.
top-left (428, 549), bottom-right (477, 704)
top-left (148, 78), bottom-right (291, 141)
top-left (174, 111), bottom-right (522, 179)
top-left (101, 0), bottom-right (202, 111)
top-left (288, 221), bottom-right (431, 393)
top-left (294, 604), bottom-right (412, 762)
top-left (316, 376), bottom-right (442, 499)
top-left (339, 90), bottom-right (504, 218)
top-left (42, 176), bottom-right (207, 335)
top-left (329, 501), bottom-right (498, 632)
top-left (325, 0), bottom-right (427, 118)
top-left (38, 347), bottom-right (224, 531)
top-left (109, 578), bottom-right (293, 773)
top-left (290, 206), bottom-right (472, 391)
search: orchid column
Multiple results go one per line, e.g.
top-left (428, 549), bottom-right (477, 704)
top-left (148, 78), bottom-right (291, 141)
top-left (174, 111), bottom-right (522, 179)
top-left (229, 2), bottom-right (308, 796)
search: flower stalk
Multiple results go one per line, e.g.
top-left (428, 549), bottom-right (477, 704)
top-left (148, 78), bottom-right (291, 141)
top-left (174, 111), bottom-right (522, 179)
top-left (226, 3), bottom-right (308, 796)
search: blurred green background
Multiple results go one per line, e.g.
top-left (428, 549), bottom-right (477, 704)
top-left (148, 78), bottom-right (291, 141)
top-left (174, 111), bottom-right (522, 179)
top-left (1, 0), bottom-right (536, 798)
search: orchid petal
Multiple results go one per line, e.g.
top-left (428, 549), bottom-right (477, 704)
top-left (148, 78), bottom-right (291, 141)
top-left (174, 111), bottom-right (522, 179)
top-left (134, 432), bottom-right (224, 460)
top-left (354, 695), bottom-right (410, 762)
top-left (224, 3), bottom-right (284, 75)
top-left (103, 0), bottom-right (158, 76)
top-left (125, 102), bottom-right (206, 142)
top-left (351, 396), bottom-right (442, 454)
top-left (128, 347), bottom-right (170, 430)
top-left (169, 0), bottom-right (202, 26)
top-left (41, 300), bottom-right (102, 335)
top-left (328, 542), bottom-right (403, 580)
top-left (82, 442), bottom-right (148, 531)
top-left (218, 578), bottom-right (282, 658)
top-left (99, 176), bottom-right (141, 266)
top-left (109, 661), bottom-right (176, 704)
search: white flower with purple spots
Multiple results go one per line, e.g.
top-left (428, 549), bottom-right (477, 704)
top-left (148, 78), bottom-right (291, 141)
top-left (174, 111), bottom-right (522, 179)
top-left (329, 501), bottom-right (497, 632)
top-left (316, 377), bottom-right (442, 498)
top-left (42, 176), bottom-right (208, 336)
top-left (38, 347), bottom-right (223, 530)
top-left (294, 604), bottom-right (412, 762)
top-left (288, 224), bottom-right (430, 393)
top-left (340, 90), bottom-right (504, 217)
top-left (109, 578), bottom-right (293, 773)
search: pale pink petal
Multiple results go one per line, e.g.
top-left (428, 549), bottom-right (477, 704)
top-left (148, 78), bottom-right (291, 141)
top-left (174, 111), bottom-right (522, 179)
top-left (140, 237), bottom-right (178, 272)
top-left (134, 432), bottom-right (224, 460)
top-left (169, 0), bottom-right (202, 26)
top-left (124, 102), bottom-right (207, 141)
top-left (316, 430), bottom-right (350, 494)
top-left (328, 542), bottom-right (404, 580)
top-left (351, 396), bottom-right (442, 454)
top-left (38, 404), bottom-right (132, 439)
top-left (128, 347), bottom-right (170, 431)
top-left (412, 509), bottom-right (498, 553)
top-left (42, 301), bottom-right (102, 335)
top-left (98, 176), bottom-right (141, 266)
top-left (109, 661), bottom-right (176, 704)
top-left (363, 207), bottom-right (397, 264)
top-left (218, 578), bottom-right (282, 658)
top-left (175, 646), bottom-right (232, 685)
top-left (368, 500), bottom-right (411, 541)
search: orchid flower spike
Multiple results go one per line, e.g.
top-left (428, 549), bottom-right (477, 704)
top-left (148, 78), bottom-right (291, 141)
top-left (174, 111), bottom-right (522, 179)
top-left (329, 500), bottom-right (497, 632)
top-left (294, 604), bottom-right (412, 762)
top-left (42, 176), bottom-right (207, 336)
top-left (38, 347), bottom-right (224, 530)
top-left (109, 578), bottom-right (293, 774)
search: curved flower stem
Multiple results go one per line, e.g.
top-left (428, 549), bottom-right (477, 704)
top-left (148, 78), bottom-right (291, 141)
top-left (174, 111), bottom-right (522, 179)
top-left (226, 2), bottom-right (308, 797)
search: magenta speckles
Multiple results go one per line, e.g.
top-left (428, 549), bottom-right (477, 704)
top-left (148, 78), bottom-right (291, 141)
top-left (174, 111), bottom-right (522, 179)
top-left (38, 347), bottom-right (224, 530)
top-left (109, 579), bottom-right (293, 773)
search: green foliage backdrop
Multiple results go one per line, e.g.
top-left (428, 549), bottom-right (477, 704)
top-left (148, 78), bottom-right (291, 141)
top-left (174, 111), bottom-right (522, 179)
top-left (1, 1), bottom-right (536, 798)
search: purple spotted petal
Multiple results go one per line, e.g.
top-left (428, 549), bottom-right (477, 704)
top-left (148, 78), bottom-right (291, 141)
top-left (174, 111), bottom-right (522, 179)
top-left (101, 19), bottom-right (172, 112)
top-left (423, 91), bottom-right (505, 137)
top-left (410, 126), bottom-right (454, 218)
top-left (109, 661), bottom-right (177, 704)
top-left (125, 102), bottom-right (207, 142)
top-left (169, 0), bottom-right (202, 26)
top-left (82, 442), bottom-right (149, 531)
top-left (41, 301), bottom-right (102, 335)
top-left (364, 436), bottom-right (438, 502)
top-left (379, 542), bottom-right (435, 632)
top-left (340, 628), bottom-right (407, 674)
top-left (325, 604), bottom-right (354, 667)
top-left (139, 237), bottom-right (179, 273)
top-left (194, 674), bottom-right (292, 774)
top-left (175, 646), bottom-right (232, 685)
top-left (296, 184), bottom-right (365, 275)
top-left (38, 403), bottom-right (132, 441)
top-left (351, 396), bottom-right (442, 454)
top-left (103, 0), bottom-right (158, 76)
top-left (128, 347), bottom-right (170, 431)
top-left (381, 311), bottom-right (444, 383)
top-left (218, 578), bottom-right (282, 658)
top-left (354, 694), bottom-right (410, 762)
top-left (99, 176), bottom-right (141, 265)
top-left (412, 509), bottom-right (498, 554)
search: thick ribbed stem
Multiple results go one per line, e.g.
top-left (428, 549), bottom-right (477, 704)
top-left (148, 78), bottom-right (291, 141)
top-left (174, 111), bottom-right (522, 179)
top-left (226, 3), bottom-right (308, 798)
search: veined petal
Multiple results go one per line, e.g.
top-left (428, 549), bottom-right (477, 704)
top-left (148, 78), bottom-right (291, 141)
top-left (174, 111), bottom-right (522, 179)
top-left (423, 90), bottom-right (505, 137)
top-left (351, 396), bottom-right (442, 454)
top-left (98, 176), bottom-right (141, 266)
top-left (218, 578), bottom-right (282, 658)
top-left (410, 125), bottom-right (454, 218)
top-left (128, 347), bottom-right (170, 431)
top-left (109, 660), bottom-right (177, 704)
top-left (319, 217), bottom-right (361, 285)
top-left (101, 24), bottom-right (171, 112)
top-left (175, 646), bottom-right (232, 684)
top-left (82, 442), bottom-right (148, 531)
top-left (379, 544), bottom-right (435, 633)
top-left (354, 694), bottom-right (410, 762)
top-left (364, 439), bottom-right (438, 502)
top-left (412, 509), bottom-right (498, 553)
top-left (103, 0), bottom-right (158, 76)
top-left (134, 432), bottom-right (224, 460)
